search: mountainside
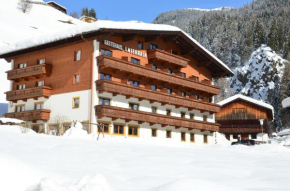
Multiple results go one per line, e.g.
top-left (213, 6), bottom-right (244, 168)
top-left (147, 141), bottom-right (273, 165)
top-left (153, 0), bottom-right (290, 130)
top-left (0, 0), bottom-right (87, 103)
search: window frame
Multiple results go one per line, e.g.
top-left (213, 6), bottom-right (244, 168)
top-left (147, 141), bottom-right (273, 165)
top-left (166, 130), bottom-right (172, 138)
top-left (34, 102), bottom-right (43, 110)
top-left (181, 132), bottom-right (186, 142)
top-left (190, 113), bottom-right (195, 120)
top-left (72, 97), bottom-right (80, 109)
top-left (38, 58), bottom-right (46, 65)
top-left (73, 74), bottom-right (80, 84)
top-left (166, 109), bottom-right (171, 116)
top-left (100, 73), bottom-right (111, 80)
top-left (18, 63), bottom-right (27, 69)
top-left (203, 115), bottom-right (208, 122)
top-left (190, 133), bottom-right (195, 143)
top-left (138, 41), bottom-right (143, 49)
top-left (99, 97), bottom-right (111, 106)
top-left (152, 64), bottom-right (157, 70)
top-left (149, 43), bottom-right (158, 50)
top-left (151, 106), bottom-right (157, 114)
top-left (180, 112), bottom-right (186, 118)
top-left (151, 85), bottom-right (157, 91)
top-left (204, 134), bottom-right (208, 144)
top-left (129, 102), bottom-right (139, 111)
top-left (74, 50), bottom-right (82, 61)
top-left (128, 125), bottom-right (139, 137)
top-left (101, 49), bottom-right (112, 57)
top-left (130, 57), bottom-right (140, 65)
top-left (37, 81), bottom-right (45, 87)
top-left (151, 128), bottom-right (157, 137)
top-left (113, 123), bottom-right (125, 136)
top-left (15, 104), bottom-right (25, 112)
top-left (129, 80), bottom-right (140, 87)
top-left (98, 121), bottom-right (111, 135)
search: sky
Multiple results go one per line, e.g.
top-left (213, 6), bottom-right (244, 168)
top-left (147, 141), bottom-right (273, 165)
top-left (49, 0), bottom-right (254, 23)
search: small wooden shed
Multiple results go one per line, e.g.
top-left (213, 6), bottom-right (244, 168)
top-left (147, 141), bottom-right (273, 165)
top-left (216, 94), bottom-right (274, 141)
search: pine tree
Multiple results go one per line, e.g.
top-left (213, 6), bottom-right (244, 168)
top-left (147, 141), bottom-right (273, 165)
top-left (81, 7), bottom-right (89, 17)
top-left (89, 8), bottom-right (97, 18)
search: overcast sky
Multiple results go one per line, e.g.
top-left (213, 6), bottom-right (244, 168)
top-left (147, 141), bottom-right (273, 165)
top-left (48, 0), bottom-right (253, 22)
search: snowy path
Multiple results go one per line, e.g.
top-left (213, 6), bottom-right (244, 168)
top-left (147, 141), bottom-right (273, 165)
top-left (0, 126), bottom-right (290, 191)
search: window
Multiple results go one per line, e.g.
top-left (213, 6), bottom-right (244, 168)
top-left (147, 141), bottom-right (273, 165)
top-left (129, 80), bottom-right (139, 87)
top-left (166, 109), bottom-right (171, 116)
top-left (166, 88), bottom-right (172, 94)
top-left (100, 73), bottom-right (111, 80)
top-left (203, 115), bottom-right (208, 122)
top-left (129, 103), bottom-right (139, 111)
top-left (38, 59), bottom-right (45, 65)
top-left (114, 124), bottom-right (124, 135)
top-left (152, 129), bottom-right (157, 137)
top-left (101, 49), bottom-right (112, 57)
top-left (74, 74), bottom-right (80, 84)
top-left (151, 107), bottom-right (157, 114)
top-left (152, 64), bottom-right (157, 70)
top-left (37, 81), bottom-right (44, 87)
top-left (99, 98), bottom-right (110, 106)
top-left (98, 122), bottom-right (110, 134)
top-left (151, 85), bottom-right (157, 91)
top-left (34, 102), bottom-right (43, 110)
top-left (128, 126), bottom-right (139, 137)
top-left (168, 69), bottom-right (172, 74)
top-left (195, 94), bottom-right (199, 100)
top-left (251, 134), bottom-right (257, 139)
top-left (73, 97), bottom-right (80, 108)
top-left (75, 50), bottom-right (81, 61)
top-left (17, 84), bottom-right (25, 90)
top-left (181, 92), bottom-right (186, 97)
top-left (204, 135), bottom-right (208, 144)
top-left (138, 41), bottom-right (143, 49)
top-left (149, 43), bottom-right (158, 50)
top-left (182, 73), bottom-right (186, 78)
top-left (195, 76), bottom-right (199, 82)
top-left (181, 112), bottom-right (186, 118)
top-left (18, 63), bottom-right (27, 69)
top-left (131, 57), bottom-right (140, 65)
top-left (233, 135), bottom-right (239, 139)
top-left (190, 113), bottom-right (195, 120)
top-left (166, 130), bottom-right (171, 138)
top-left (181, 132), bottom-right (186, 142)
top-left (190, 133), bottom-right (195, 142)
top-left (15, 105), bottom-right (25, 112)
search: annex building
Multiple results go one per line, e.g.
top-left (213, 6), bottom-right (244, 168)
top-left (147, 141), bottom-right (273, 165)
top-left (0, 20), bottom-right (233, 145)
top-left (216, 94), bottom-right (274, 142)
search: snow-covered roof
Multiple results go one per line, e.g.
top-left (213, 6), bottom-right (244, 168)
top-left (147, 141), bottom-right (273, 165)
top-left (218, 94), bottom-right (274, 119)
top-left (46, 1), bottom-right (67, 10)
top-left (0, 20), bottom-right (233, 75)
top-left (0, 118), bottom-right (24, 124)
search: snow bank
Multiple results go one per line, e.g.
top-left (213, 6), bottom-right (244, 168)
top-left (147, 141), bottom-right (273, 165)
top-left (0, 117), bottom-right (24, 124)
top-left (215, 132), bottom-right (231, 145)
top-left (63, 121), bottom-right (89, 139)
top-left (154, 178), bottom-right (244, 191)
top-left (26, 174), bottom-right (113, 191)
top-left (277, 129), bottom-right (290, 136)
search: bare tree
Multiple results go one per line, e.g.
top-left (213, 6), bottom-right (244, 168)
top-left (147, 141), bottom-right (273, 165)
top-left (18, 0), bottom-right (32, 13)
top-left (49, 115), bottom-right (68, 136)
top-left (19, 115), bottom-right (30, 133)
top-left (69, 12), bottom-right (78, 19)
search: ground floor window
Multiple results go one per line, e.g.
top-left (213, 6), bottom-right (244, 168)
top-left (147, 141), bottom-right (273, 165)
top-left (251, 134), bottom-right (257, 139)
top-left (190, 133), bottom-right (195, 142)
top-left (204, 134), bottom-right (208, 144)
top-left (128, 126), bottom-right (139, 137)
top-left (166, 130), bottom-right (171, 138)
top-left (63, 123), bottom-right (71, 132)
top-left (181, 132), bottom-right (186, 142)
top-left (152, 129), bottom-right (157, 137)
top-left (114, 124), bottom-right (125, 135)
top-left (98, 122), bottom-right (110, 134)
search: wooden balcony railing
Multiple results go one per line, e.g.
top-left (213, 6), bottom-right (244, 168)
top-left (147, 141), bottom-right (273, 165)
top-left (96, 80), bottom-right (220, 113)
top-left (6, 86), bottom-right (52, 102)
top-left (95, 105), bottom-right (219, 132)
top-left (6, 64), bottom-right (53, 81)
top-left (4, 109), bottom-right (51, 122)
top-left (97, 56), bottom-right (219, 95)
top-left (219, 127), bottom-right (266, 134)
top-left (147, 49), bottom-right (189, 67)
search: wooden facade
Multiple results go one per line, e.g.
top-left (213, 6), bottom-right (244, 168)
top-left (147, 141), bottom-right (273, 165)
top-left (216, 96), bottom-right (273, 140)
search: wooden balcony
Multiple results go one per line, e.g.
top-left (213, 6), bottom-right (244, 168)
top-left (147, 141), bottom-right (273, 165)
top-left (97, 56), bottom-right (219, 95)
top-left (6, 64), bottom-right (53, 81)
top-left (6, 86), bottom-right (52, 102)
top-left (96, 80), bottom-right (220, 113)
top-left (147, 49), bottom-right (189, 67)
top-left (4, 109), bottom-right (51, 122)
top-left (95, 105), bottom-right (219, 132)
top-left (219, 126), bottom-right (266, 134)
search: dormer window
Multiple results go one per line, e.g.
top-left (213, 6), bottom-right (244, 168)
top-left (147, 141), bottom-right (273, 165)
top-left (18, 63), bottom-right (27, 69)
top-left (38, 59), bottom-right (45, 65)
top-left (75, 50), bottom-right (81, 61)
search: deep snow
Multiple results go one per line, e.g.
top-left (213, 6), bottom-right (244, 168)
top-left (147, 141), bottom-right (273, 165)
top-left (0, 125), bottom-right (290, 191)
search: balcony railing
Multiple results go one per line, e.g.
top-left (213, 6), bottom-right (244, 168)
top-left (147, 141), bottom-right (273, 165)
top-left (147, 49), bottom-right (189, 67)
top-left (219, 127), bottom-right (266, 134)
top-left (6, 64), bottom-right (53, 81)
top-left (97, 56), bottom-right (219, 95)
top-left (96, 80), bottom-right (220, 113)
top-left (6, 86), bottom-right (52, 102)
top-left (95, 105), bottom-right (219, 132)
top-left (4, 109), bottom-right (51, 122)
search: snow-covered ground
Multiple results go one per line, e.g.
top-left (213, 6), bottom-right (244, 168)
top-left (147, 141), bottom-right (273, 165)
top-left (1, 125), bottom-right (290, 191)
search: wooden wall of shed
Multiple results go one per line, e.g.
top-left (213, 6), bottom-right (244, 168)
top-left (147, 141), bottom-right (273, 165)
top-left (215, 99), bottom-right (272, 121)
